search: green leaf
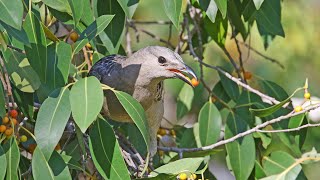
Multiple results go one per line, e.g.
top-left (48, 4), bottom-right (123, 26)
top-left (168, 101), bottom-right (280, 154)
top-left (218, 71), bottom-right (239, 101)
top-left (162, 0), bottom-right (182, 29)
top-left (3, 138), bottom-right (20, 180)
top-left (42, 0), bottom-right (72, 14)
top-left (35, 87), bottom-right (71, 160)
top-left (0, 83), bottom-right (5, 117)
top-left (48, 151), bottom-right (72, 180)
top-left (199, 0), bottom-right (218, 23)
top-left (80, 0), bottom-right (95, 25)
top-left (73, 15), bottom-right (114, 54)
top-left (89, 118), bottom-right (130, 179)
top-left (198, 101), bottom-right (222, 146)
top-left (32, 148), bottom-right (55, 180)
top-left (0, 22), bottom-right (29, 45)
top-left (12, 87), bottom-right (34, 119)
top-left (255, 160), bottom-right (267, 179)
top-left (288, 114), bottom-right (305, 129)
top-left (212, 81), bottom-right (231, 109)
top-left (227, 0), bottom-right (248, 39)
top-left (117, 0), bottom-right (139, 19)
top-left (204, 13), bottom-right (227, 48)
top-left (0, 145), bottom-right (6, 180)
top-left (93, 0), bottom-right (125, 53)
top-left (215, 0), bottom-right (227, 18)
top-left (225, 113), bottom-right (255, 180)
top-left (0, 0), bottom-right (23, 30)
top-left (176, 84), bottom-right (194, 119)
top-left (114, 90), bottom-right (150, 151)
top-left (2, 48), bottom-right (41, 92)
top-left (70, 77), bottom-right (104, 133)
top-left (23, 11), bottom-right (48, 83)
top-left (150, 158), bottom-right (203, 177)
top-left (253, 0), bottom-right (264, 10)
top-left (68, 0), bottom-right (84, 27)
top-left (41, 23), bottom-right (60, 42)
top-left (262, 151), bottom-right (301, 179)
top-left (250, 88), bottom-right (301, 117)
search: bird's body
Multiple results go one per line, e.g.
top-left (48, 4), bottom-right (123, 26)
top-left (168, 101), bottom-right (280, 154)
top-left (88, 46), bottom-right (197, 156)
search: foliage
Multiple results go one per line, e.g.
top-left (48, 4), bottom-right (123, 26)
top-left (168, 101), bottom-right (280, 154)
top-left (0, 0), bottom-right (319, 179)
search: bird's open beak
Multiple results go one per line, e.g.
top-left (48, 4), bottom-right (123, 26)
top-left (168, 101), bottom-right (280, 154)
top-left (168, 65), bottom-right (198, 87)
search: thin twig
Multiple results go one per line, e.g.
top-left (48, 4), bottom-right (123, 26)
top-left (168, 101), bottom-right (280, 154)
top-left (130, 20), bottom-right (172, 25)
top-left (257, 122), bottom-right (320, 133)
top-left (158, 104), bottom-right (320, 153)
top-left (7, 45), bottom-right (25, 54)
top-left (126, 25), bottom-right (132, 56)
top-left (82, 47), bottom-right (91, 72)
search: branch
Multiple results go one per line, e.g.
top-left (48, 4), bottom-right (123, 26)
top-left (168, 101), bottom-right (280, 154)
top-left (257, 122), bottom-right (320, 133)
top-left (158, 104), bottom-right (320, 154)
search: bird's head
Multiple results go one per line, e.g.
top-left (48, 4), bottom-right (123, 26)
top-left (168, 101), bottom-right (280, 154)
top-left (130, 46), bottom-right (198, 87)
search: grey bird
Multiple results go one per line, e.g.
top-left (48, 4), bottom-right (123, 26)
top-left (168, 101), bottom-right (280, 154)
top-left (88, 46), bottom-right (197, 156)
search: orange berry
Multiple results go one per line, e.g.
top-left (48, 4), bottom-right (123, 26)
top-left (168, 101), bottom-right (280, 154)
top-left (69, 31), bottom-right (79, 42)
top-left (2, 116), bottom-right (9, 124)
top-left (0, 125), bottom-right (6, 133)
top-left (244, 71), bottom-right (252, 80)
top-left (170, 129), bottom-right (176, 136)
top-left (211, 96), bottom-right (216, 103)
top-left (157, 128), bottom-right (167, 136)
top-left (191, 174), bottom-right (197, 179)
top-left (90, 55), bottom-right (93, 62)
top-left (304, 92), bottom-right (311, 99)
top-left (191, 78), bottom-right (200, 87)
top-left (11, 118), bottom-right (18, 125)
top-left (20, 135), bottom-right (27, 142)
top-left (9, 109), bottom-right (18, 118)
top-left (294, 106), bottom-right (303, 112)
top-left (4, 128), bottom-right (13, 136)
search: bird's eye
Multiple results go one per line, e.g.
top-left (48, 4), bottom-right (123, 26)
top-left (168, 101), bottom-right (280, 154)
top-left (158, 56), bottom-right (167, 64)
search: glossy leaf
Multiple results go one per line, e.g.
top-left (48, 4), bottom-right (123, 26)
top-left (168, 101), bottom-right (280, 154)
top-left (68, 0), bottom-right (84, 27)
top-left (73, 15), bottom-right (114, 54)
top-left (218, 71), bottom-right (239, 101)
top-left (32, 148), bottom-right (55, 180)
top-left (215, 0), bottom-right (227, 18)
top-left (0, 0), bottom-right (23, 30)
top-left (93, 0), bottom-right (125, 53)
top-left (199, 0), bottom-right (218, 23)
top-left (212, 81), bottom-right (231, 109)
top-left (35, 87), bottom-right (71, 160)
top-left (225, 113), bottom-right (255, 180)
top-left (23, 11), bottom-right (48, 83)
top-left (12, 87), bottom-right (34, 119)
top-left (262, 151), bottom-right (301, 179)
top-left (42, 0), bottom-right (72, 14)
top-left (176, 84), bottom-right (194, 119)
top-left (198, 101), bottom-right (222, 146)
top-left (3, 138), bottom-right (20, 180)
top-left (253, 0), bottom-right (264, 9)
top-left (80, 0), bottom-right (95, 25)
top-left (150, 158), bottom-right (204, 176)
top-left (2, 48), bottom-right (41, 92)
top-left (204, 13), bottom-right (227, 48)
top-left (0, 145), bottom-right (6, 180)
top-left (89, 118), bottom-right (130, 179)
top-left (0, 83), bottom-right (5, 117)
top-left (41, 23), bottom-right (60, 42)
top-left (70, 77), bottom-right (104, 133)
top-left (0, 22), bottom-right (29, 45)
top-left (288, 114), bottom-right (305, 129)
top-left (117, 0), bottom-right (139, 19)
top-left (48, 151), bottom-right (72, 180)
top-left (227, 0), bottom-right (248, 39)
top-left (162, 0), bottom-right (182, 29)
top-left (114, 90), bottom-right (150, 151)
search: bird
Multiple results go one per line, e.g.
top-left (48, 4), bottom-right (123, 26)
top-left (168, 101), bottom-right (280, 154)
top-left (88, 46), bottom-right (197, 156)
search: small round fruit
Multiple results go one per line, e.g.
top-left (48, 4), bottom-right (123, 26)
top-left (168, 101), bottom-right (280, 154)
top-left (178, 173), bottom-right (188, 180)
top-left (11, 118), bottom-right (18, 125)
top-left (69, 31), bottom-right (79, 42)
top-left (191, 173), bottom-right (197, 179)
top-left (28, 144), bottom-right (37, 153)
top-left (9, 109), bottom-right (18, 118)
top-left (0, 125), bottom-right (6, 133)
top-left (90, 55), bottom-right (93, 62)
top-left (2, 116), bottom-right (9, 124)
top-left (20, 135), bottom-right (28, 142)
top-left (191, 78), bottom-right (200, 87)
top-left (157, 128), bottom-right (167, 136)
top-left (244, 71), bottom-right (252, 80)
top-left (86, 43), bottom-right (92, 49)
top-left (304, 92), bottom-right (311, 99)
top-left (4, 128), bottom-right (13, 136)
top-left (294, 106), bottom-right (303, 112)
top-left (170, 129), bottom-right (176, 136)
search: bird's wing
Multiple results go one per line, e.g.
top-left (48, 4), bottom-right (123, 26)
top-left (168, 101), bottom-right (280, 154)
top-left (88, 54), bottom-right (127, 81)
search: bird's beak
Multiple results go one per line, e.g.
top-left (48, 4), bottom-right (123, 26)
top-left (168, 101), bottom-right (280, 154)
top-left (168, 65), bottom-right (198, 87)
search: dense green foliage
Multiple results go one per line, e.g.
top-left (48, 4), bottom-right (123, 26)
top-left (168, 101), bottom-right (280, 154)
top-left (0, 0), bottom-right (319, 179)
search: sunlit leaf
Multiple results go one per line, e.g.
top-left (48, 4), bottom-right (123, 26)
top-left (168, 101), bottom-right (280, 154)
top-left (0, 0), bottom-right (23, 30)
top-left (3, 138), bottom-right (20, 180)
top-left (32, 148), bottom-right (55, 180)
top-left (117, 0), bottom-right (139, 19)
top-left (162, 0), bottom-right (182, 29)
top-left (0, 145), bottom-right (6, 180)
top-left (199, 0), bottom-right (218, 23)
top-left (68, 0), bottom-right (84, 27)
top-left (48, 151), bottom-right (72, 180)
top-left (176, 84), bottom-right (194, 119)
